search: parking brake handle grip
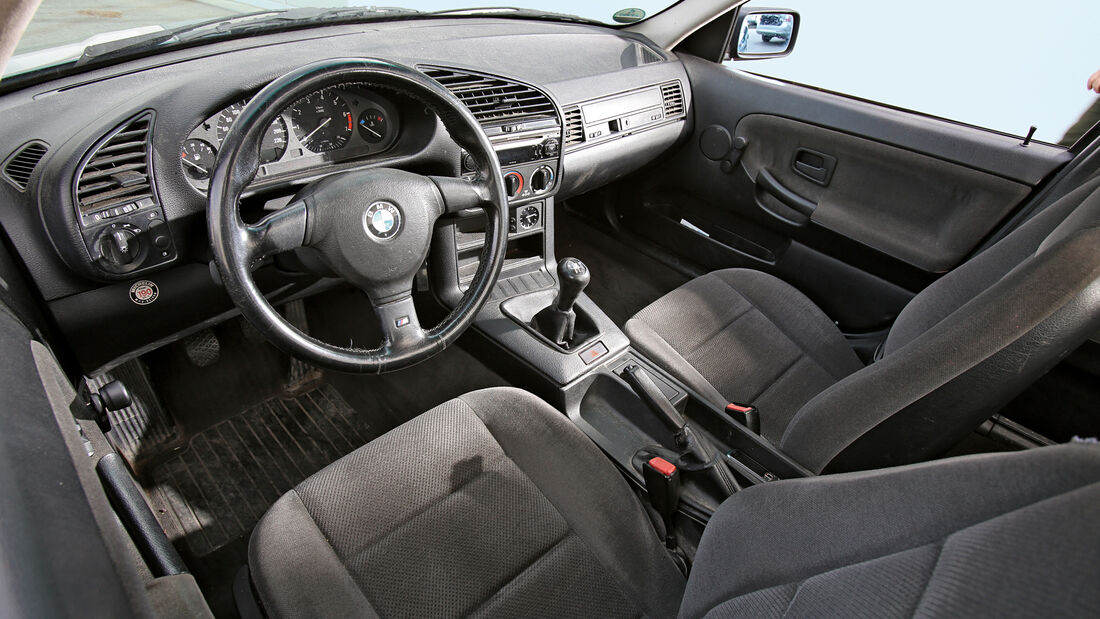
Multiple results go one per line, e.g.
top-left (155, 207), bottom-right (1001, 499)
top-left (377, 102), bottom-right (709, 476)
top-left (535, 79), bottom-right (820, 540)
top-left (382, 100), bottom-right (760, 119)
top-left (622, 364), bottom-right (686, 432)
top-left (623, 364), bottom-right (740, 497)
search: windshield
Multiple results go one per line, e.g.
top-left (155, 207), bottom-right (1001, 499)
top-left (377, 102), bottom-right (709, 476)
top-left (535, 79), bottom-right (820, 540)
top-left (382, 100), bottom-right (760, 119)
top-left (8, 0), bottom-right (677, 80)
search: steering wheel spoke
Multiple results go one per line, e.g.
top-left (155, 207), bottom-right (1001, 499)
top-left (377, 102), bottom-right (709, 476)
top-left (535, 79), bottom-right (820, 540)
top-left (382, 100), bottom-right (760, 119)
top-left (242, 200), bottom-right (308, 267)
top-left (430, 175), bottom-right (492, 214)
top-left (373, 295), bottom-right (427, 352)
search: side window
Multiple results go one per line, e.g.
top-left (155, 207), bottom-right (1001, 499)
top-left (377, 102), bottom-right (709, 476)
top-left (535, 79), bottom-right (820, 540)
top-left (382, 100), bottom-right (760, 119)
top-left (726, 0), bottom-right (1100, 146)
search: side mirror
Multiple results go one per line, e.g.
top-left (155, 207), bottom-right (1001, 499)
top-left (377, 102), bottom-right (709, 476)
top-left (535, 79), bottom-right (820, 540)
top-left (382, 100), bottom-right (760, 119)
top-left (730, 9), bottom-right (799, 60)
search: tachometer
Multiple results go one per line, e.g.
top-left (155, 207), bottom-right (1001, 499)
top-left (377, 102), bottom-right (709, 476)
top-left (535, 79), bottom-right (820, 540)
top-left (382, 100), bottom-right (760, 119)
top-left (290, 90), bottom-right (353, 153)
top-left (180, 139), bottom-right (217, 180)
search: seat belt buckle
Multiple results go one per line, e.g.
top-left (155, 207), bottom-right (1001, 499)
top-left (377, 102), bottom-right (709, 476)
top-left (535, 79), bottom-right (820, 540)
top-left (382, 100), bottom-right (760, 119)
top-left (725, 402), bottom-right (760, 435)
top-left (643, 456), bottom-right (681, 550)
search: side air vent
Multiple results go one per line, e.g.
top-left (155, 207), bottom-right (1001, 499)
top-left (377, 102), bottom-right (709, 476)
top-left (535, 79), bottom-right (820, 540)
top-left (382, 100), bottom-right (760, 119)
top-left (562, 106), bottom-right (584, 148)
top-left (75, 113), bottom-right (154, 214)
top-left (638, 44), bottom-right (664, 65)
top-left (661, 81), bottom-right (686, 119)
top-left (420, 66), bottom-right (557, 126)
top-left (2, 141), bottom-right (49, 191)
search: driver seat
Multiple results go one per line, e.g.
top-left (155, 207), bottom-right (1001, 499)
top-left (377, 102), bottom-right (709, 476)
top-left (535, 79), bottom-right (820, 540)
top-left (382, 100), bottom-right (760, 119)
top-left (248, 387), bottom-right (1100, 618)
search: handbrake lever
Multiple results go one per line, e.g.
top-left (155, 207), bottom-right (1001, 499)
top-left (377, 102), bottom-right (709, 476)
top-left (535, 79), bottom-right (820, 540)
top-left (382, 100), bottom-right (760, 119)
top-left (622, 364), bottom-right (739, 496)
top-left (621, 363), bottom-right (687, 439)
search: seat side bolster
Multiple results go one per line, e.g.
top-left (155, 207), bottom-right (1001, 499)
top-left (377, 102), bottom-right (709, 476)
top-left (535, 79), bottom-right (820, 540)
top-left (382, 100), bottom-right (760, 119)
top-left (249, 491), bottom-right (380, 619)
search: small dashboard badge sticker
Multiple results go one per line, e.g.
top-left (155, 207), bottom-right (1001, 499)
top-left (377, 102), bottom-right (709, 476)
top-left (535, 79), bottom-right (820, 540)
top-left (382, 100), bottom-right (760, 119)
top-left (129, 280), bottom-right (159, 305)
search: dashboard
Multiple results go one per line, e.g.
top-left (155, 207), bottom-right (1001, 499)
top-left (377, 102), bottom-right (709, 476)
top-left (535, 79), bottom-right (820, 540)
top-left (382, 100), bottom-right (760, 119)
top-left (0, 17), bottom-right (693, 373)
top-left (181, 84), bottom-right (401, 192)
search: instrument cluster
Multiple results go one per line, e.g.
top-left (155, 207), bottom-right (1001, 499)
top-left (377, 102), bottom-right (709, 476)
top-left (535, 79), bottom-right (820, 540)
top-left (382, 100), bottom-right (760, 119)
top-left (181, 83), bottom-right (400, 191)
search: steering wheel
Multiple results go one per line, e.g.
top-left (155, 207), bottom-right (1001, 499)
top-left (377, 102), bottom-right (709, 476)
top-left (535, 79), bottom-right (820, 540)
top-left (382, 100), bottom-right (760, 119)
top-left (208, 58), bottom-right (508, 373)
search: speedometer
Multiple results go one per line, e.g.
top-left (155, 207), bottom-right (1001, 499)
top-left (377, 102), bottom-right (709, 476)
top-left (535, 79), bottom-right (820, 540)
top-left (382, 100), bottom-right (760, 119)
top-left (215, 101), bottom-right (288, 164)
top-left (290, 90), bottom-right (353, 153)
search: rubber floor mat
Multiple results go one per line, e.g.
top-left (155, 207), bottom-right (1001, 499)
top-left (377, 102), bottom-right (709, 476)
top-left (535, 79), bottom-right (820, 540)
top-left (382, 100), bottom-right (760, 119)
top-left (148, 383), bottom-right (374, 557)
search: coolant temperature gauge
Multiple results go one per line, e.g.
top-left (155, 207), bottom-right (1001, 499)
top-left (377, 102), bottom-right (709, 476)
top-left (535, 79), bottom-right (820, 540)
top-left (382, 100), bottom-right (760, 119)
top-left (358, 108), bottom-right (388, 143)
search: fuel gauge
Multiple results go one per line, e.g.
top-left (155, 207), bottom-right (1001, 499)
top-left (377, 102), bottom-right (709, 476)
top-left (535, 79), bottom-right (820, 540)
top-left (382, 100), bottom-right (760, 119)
top-left (181, 139), bottom-right (217, 180)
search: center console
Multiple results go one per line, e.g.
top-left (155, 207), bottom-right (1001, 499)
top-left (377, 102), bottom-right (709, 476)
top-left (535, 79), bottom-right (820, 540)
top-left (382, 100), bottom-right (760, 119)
top-left (429, 72), bottom-right (806, 549)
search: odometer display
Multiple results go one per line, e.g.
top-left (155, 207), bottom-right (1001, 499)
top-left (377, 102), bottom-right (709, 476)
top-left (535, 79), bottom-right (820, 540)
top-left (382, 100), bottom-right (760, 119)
top-left (290, 90), bottom-right (353, 153)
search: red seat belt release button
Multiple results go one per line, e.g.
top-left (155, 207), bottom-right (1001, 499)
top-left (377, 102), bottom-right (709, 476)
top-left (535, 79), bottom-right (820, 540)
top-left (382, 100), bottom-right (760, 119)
top-left (725, 402), bottom-right (761, 435)
top-left (643, 457), bottom-right (681, 549)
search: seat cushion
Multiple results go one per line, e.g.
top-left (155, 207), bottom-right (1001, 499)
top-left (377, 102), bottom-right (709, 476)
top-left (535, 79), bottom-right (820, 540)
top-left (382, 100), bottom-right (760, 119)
top-left (625, 268), bottom-right (863, 442)
top-left (680, 444), bottom-right (1100, 618)
top-left (248, 387), bottom-right (685, 618)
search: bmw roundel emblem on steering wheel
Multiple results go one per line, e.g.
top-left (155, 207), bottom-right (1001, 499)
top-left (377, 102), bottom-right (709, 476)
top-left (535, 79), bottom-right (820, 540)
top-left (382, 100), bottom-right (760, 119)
top-left (364, 201), bottom-right (402, 240)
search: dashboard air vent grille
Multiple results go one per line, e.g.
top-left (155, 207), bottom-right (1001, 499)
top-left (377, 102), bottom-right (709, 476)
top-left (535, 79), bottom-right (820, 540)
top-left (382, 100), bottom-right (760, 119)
top-left (420, 66), bottom-right (557, 126)
top-left (2, 141), bottom-right (49, 191)
top-left (661, 81), bottom-right (686, 118)
top-left (562, 106), bottom-right (584, 148)
top-left (639, 45), bottom-right (664, 65)
top-left (76, 113), bottom-right (154, 213)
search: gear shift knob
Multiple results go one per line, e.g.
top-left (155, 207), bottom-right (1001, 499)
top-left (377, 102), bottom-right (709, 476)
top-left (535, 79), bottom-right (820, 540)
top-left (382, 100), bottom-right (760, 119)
top-left (555, 257), bottom-right (590, 312)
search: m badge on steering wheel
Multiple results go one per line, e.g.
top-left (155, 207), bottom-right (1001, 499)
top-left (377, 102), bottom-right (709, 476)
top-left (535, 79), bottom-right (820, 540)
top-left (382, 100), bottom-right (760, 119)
top-left (364, 201), bottom-right (402, 240)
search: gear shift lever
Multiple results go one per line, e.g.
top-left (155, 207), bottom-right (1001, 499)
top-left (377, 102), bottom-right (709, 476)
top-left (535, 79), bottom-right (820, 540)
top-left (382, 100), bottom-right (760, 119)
top-left (532, 257), bottom-right (590, 346)
top-left (555, 257), bottom-right (590, 313)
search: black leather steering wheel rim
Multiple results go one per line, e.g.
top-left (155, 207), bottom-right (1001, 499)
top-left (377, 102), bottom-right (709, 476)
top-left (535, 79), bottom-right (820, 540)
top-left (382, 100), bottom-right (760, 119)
top-left (208, 58), bottom-right (508, 373)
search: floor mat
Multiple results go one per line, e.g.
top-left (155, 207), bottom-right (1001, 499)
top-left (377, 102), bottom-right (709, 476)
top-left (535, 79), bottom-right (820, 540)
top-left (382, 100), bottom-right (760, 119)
top-left (148, 383), bottom-right (374, 557)
top-left (556, 207), bottom-right (690, 325)
top-left (89, 359), bottom-right (179, 469)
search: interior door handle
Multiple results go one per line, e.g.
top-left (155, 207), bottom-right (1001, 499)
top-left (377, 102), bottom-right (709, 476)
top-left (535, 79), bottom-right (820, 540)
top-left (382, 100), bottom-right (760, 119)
top-left (757, 169), bottom-right (817, 218)
top-left (792, 148), bottom-right (836, 186)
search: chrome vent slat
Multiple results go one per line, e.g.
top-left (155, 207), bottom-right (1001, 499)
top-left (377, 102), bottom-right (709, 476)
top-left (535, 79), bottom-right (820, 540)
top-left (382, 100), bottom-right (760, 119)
top-left (661, 81), bottom-right (686, 118)
top-left (76, 113), bottom-right (154, 212)
top-left (2, 141), bottom-right (49, 191)
top-left (420, 66), bottom-right (559, 127)
top-left (562, 106), bottom-right (584, 148)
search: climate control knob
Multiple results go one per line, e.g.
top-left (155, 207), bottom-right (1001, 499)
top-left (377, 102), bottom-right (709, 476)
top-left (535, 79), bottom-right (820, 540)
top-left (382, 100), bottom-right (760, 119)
top-left (504, 171), bottom-right (524, 198)
top-left (530, 166), bottom-right (555, 193)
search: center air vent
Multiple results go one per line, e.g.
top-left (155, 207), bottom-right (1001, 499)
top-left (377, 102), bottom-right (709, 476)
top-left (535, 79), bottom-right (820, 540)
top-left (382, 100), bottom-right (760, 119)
top-left (562, 106), bottom-right (584, 148)
top-left (661, 81), bottom-right (686, 119)
top-left (75, 112), bottom-right (154, 216)
top-left (3, 141), bottom-right (49, 191)
top-left (419, 66), bottom-right (557, 127)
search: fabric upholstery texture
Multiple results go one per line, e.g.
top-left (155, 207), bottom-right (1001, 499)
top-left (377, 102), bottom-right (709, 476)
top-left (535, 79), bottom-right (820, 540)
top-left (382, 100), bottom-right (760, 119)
top-left (680, 444), bottom-right (1100, 619)
top-left (249, 387), bottom-right (685, 618)
top-left (626, 176), bottom-right (1100, 472)
top-left (624, 269), bottom-right (863, 443)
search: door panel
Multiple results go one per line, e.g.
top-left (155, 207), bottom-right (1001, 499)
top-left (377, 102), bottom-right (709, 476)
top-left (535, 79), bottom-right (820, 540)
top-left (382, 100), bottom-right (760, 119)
top-left (621, 55), bottom-right (1071, 332)
top-left (737, 114), bottom-right (1032, 272)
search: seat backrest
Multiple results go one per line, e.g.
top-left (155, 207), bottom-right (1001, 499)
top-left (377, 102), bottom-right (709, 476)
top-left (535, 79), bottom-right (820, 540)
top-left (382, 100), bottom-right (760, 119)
top-left (779, 176), bottom-right (1100, 473)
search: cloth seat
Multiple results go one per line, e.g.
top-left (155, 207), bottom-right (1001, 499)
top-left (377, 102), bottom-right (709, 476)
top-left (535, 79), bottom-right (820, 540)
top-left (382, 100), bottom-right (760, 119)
top-left (680, 443), bottom-right (1100, 618)
top-left (248, 387), bottom-right (686, 618)
top-left (626, 177), bottom-right (1100, 473)
top-left (249, 387), bottom-right (1100, 618)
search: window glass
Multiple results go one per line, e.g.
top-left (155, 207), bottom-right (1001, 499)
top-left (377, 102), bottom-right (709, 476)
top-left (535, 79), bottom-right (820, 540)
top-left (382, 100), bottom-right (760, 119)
top-left (726, 0), bottom-right (1100, 146)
